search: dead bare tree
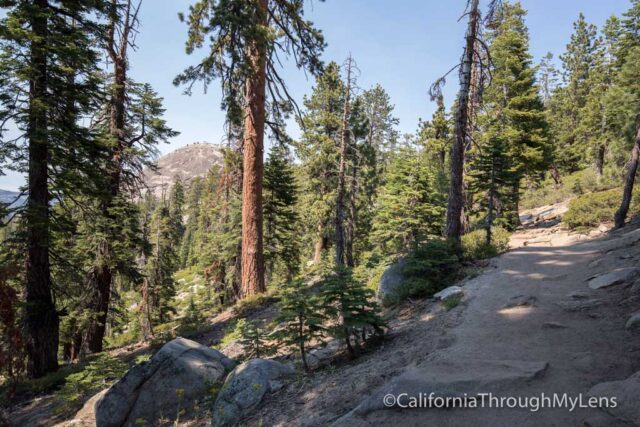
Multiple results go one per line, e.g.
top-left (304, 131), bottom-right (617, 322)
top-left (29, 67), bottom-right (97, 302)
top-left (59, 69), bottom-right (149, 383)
top-left (430, 0), bottom-right (500, 245)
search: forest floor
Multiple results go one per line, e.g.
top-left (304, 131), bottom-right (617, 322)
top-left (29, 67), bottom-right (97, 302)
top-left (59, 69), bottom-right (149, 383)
top-left (8, 201), bottom-right (640, 426)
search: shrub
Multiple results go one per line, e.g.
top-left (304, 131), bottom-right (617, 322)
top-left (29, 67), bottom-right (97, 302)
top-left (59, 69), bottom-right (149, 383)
top-left (520, 168), bottom-right (620, 210)
top-left (387, 239), bottom-right (461, 304)
top-left (320, 268), bottom-right (386, 358)
top-left (562, 188), bottom-right (640, 230)
top-left (275, 279), bottom-right (326, 371)
top-left (461, 227), bottom-right (510, 260)
top-left (234, 318), bottom-right (277, 359)
top-left (54, 354), bottom-right (128, 415)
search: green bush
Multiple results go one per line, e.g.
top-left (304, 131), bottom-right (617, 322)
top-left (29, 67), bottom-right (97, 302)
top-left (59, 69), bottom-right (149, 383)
top-left (319, 267), bottom-right (386, 357)
top-left (384, 239), bottom-right (461, 304)
top-left (233, 318), bottom-right (277, 359)
top-left (54, 354), bottom-right (128, 415)
top-left (562, 188), bottom-right (640, 230)
top-left (520, 168), bottom-right (620, 210)
top-left (461, 227), bottom-right (510, 260)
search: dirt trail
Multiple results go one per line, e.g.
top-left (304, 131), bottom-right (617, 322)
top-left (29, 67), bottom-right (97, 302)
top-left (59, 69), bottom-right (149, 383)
top-left (336, 213), bottom-right (640, 426)
top-left (250, 204), bottom-right (640, 427)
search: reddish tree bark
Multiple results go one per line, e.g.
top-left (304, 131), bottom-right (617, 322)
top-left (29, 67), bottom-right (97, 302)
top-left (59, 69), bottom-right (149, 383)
top-left (240, 0), bottom-right (268, 298)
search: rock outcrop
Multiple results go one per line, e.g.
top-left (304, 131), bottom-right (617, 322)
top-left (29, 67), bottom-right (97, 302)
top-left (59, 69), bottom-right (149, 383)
top-left (94, 338), bottom-right (235, 427)
top-left (588, 371), bottom-right (640, 425)
top-left (211, 359), bottom-right (295, 427)
top-left (433, 286), bottom-right (464, 302)
top-left (143, 142), bottom-right (223, 196)
top-left (588, 267), bottom-right (640, 290)
top-left (625, 311), bottom-right (640, 330)
top-left (376, 259), bottom-right (407, 303)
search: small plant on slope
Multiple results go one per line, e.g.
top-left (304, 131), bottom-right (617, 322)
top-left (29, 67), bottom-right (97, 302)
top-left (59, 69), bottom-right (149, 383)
top-left (320, 267), bottom-right (386, 358)
top-left (234, 319), bottom-right (276, 359)
top-left (275, 279), bottom-right (326, 371)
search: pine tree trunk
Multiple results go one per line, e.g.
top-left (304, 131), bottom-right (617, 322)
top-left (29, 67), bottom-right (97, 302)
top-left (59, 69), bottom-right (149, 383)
top-left (346, 160), bottom-right (358, 268)
top-left (299, 316), bottom-right (309, 371)
top-left (510, 179), bottom-right (522, 230)
top-left (24, 0), bottom-right (59, 378)
top-left (486, 157), bottom-right (496, 246)
top-left (446, 0), bottom-right (479, 244)
top-left (595, 144), bottom-right (605, 177)
top-left (614, 128), bottom-right (640, 229)
top-left (82, 3), bottom-right (132, 353)
top-left (81, 262), bottom-right (112, 354)
top-left (139, 278), bottom-right (154, 342)
top-left (550, 163), bottom-right (562, 186)
top-left (335, 56), bottom-right (352, 267)
top-left (240, 0), bottom-right (268, 298)
top-left (313, 223), bottom-right (327, 264)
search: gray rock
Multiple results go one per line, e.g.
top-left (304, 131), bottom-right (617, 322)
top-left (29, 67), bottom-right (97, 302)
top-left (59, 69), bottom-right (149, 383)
top-left (625, 311), bottom-right (640, 330)
top-left (376, 259), bottom-right (407, 303)
top-left (305, 339), bottom-right (342, 370)
top-left (588, 370), bottom-right (640, 425)
top-left (433, 286), bottom-right (463, 302)
top-left (568, 291), bottom-right (590, 300)
top-left (524, 235), bottom-right (553, 246)
top-left (588, 267), bottom-right (640, 290)
top-left (558, 299), bottom-right (603, 312)
top-left (503, 295), bottom-right (536, 309)
top-left (95, 337), bottom-right (235, 427)
top-left (589, 258), bottom-right (603, 268)
top-left (542, 321), bottom-right (568, 329)
top-left (211, 359), bottom-right (295, 427)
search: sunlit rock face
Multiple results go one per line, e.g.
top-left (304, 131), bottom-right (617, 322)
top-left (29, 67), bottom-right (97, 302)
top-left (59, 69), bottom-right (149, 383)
top-left (142, 142), bottom-right (224, 196)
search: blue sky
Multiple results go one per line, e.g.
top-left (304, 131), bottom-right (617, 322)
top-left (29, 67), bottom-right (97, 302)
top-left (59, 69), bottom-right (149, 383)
top-left (0, 0), bottom-right (632, 191)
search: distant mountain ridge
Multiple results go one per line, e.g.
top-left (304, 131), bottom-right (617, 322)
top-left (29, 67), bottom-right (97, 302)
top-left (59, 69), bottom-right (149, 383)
top-left (0, 189), bottom-right (25, 208)
top-left (143, 142), bottom-right (224, 195)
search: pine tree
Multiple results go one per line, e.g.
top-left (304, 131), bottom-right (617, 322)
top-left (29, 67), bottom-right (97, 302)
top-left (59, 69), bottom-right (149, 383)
top-left (145, 195), bottom-right (180, 324)
top-left (192, 158), bottom-right (243, 305)
top-left (469, 136), bottom-right (517, 243)
top-left (275, 279), bottom-right (326, 371)
top-left (0, 0), bottom-right (108, 377)
top-left (481, 1), bottom-right (550, 228)
top-left (370, 146), bottom-right (446, 257)
top-left (79, 81), bottom-right (177, 354)
top-left (553, 13), bottom-right (600, 172)
top-left (263, 144), bottom-right (300, 283)
top-left (296, 62), bottom-right (344, 265)
top-left (180, 177), bottom-right (204, 268)
top-left (234, 318), bottom-right (276, 359)
top-left (361, 85), bottom-right (399, 166)
top-left (335, 56), bottom-right (354, 267)
top-left (418, 95), bottom-right (450, 171)
top-left (176, 0), bottom-right (325, 298)
top-left (319, 267), bottom-right (385, 358)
